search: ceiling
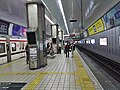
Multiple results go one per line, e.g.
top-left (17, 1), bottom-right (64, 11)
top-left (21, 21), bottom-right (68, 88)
top-left (0, 0), bottom-right (120, 34)
top-left (43, 0), bottom-right (120, 34)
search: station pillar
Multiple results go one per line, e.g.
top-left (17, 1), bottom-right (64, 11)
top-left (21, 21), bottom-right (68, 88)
top-left (26, 1), bottom-right (47, 69)
top-left (61, 30), bottom-right (64, 50)
top-left (56, 24), bottom-right (59, 54)
top-left (51, 24), bottom-right (59, 54)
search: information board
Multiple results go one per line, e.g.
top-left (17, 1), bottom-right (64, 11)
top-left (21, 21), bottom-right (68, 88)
top-left (0, 20), bottom-right (10, 35)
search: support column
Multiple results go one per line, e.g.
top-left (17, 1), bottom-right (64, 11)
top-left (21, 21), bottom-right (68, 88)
top-left (55, 24), bottom-right (59, 54)
top-left (26, 1), bottom-right (47, 69)
top-left (61, 30), bottom-right (64, 49)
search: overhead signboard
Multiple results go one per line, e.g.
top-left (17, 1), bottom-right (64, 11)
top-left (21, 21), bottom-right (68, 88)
top-left (88, 19), bottom-right (104, 36)
top-left (0, 19), bottom-right (10, 35)
top-left (103, 2), bottom-right (120, 29)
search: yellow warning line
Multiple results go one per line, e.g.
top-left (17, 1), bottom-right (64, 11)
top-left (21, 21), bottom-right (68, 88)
top-left (0, 71), bottom-right (74, 76)
top-left (74, 50), bottom-right (95, 90)
top-left (0, 71), bottom-right (74, 90)
top-left (25, 73), bottom-right (46, 90)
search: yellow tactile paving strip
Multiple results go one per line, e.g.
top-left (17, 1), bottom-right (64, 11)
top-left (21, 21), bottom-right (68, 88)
top-left (74, 50), bottom-right (95, 90)
top-left (25, 73), bottom-right (46, 90)
top-left (0, 50), bottom-right (96, 90)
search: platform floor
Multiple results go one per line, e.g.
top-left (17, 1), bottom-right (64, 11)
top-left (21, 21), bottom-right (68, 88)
top-left (0, 50), bottom-right (103, 90)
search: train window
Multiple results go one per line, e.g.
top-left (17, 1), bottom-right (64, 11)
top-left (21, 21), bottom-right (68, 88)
top-left (12, 43), bottom-right (16, 51)
top-left (20, 42), bottom-right (24, 50)
top-left (0, 43), bottom-right (5, 53)
top-left (91, 39), bottom-right (95, 44)
top-left (100, 38), bottom-right (107, 46)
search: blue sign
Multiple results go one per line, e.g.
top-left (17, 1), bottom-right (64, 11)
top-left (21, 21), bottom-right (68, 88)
top-left (12, 24), bottom-right (27, 37)
top-left (115, 10), bottom-right (120, 19)
top-left (103, 2), bottom-right (120, 29)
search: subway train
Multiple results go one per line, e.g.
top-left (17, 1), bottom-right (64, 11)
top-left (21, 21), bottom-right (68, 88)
top-left (0, 37), bottom-right (27, 64)
top-left (76, 25), bottom-right (120, 64)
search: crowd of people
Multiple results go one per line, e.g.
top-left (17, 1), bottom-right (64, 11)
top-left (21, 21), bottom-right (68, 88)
top-left (46, 41), bottom-right (75, 58)
top-left (64, 42), bottom-right (75, 57)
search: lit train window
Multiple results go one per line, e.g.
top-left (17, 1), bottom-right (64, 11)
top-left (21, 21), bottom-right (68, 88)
top-left (0, 43), bottom-right (5, 53)
top-left (12, 43), bottom-right (16, 51)
top-left (19, 42), bottom-right (24, 50)
top-left (100, 38), bottom-right (107, 46)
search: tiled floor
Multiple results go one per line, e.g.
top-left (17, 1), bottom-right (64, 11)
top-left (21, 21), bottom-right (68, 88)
top-left (0, 51), bottom-right (102, 90)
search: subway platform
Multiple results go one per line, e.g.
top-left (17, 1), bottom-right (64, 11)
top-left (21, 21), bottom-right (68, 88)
top-left (0, 50), bottom-right (103, 90)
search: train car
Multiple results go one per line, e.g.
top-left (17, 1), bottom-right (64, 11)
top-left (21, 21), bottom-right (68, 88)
top-left (0, 37), bottom-right (7, 64)
top-left (10, 38), bottom-right (27, 61)
top-left (0, 37), bottom-right (27, 65)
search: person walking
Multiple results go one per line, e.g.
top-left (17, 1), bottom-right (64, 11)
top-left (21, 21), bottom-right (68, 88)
top-left (65, 42), bottom-right (70, 57)
top-left (59, 43), bottom-right (61, 54)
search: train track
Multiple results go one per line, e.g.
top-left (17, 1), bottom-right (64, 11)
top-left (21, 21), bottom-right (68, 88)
top-left (77, 46), bottom-right (120, 83)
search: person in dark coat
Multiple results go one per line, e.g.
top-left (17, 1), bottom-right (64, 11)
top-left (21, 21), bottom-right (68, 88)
top-left (65, 42), bottom-right (70, 57)
top-left (25, 44), bottom-right (29, 64)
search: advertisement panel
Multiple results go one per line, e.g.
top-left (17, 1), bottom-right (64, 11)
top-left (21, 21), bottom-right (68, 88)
top-left (12, 24), bottom-right (27, 37)
top-left (103, 2), bottom-right (120, 29)
top-left (88, 19), bottom-right (104, 36)
top-left (0, 20), bottom-right (10, 35)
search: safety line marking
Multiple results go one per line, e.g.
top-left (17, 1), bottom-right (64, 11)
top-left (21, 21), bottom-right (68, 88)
top-left (74, 50), bottom-right (95, 90)
top-left (0, 72), bottom-right (74, 76)
top-left (25, 74), bottom-right (46, 90)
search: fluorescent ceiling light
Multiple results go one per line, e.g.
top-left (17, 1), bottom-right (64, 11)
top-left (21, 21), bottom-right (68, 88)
top-left (45, 14), bottom-right (54, 24)
top-left (57, 0), bottom-right (69, 35)
top-left (64, 34), bottom-right (70, 37)
top-left (33, 5), bottom-right (54, 24)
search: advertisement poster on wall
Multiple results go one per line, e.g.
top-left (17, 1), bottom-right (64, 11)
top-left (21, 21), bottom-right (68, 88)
top-left (103, 2), bottom-right (120, 29)
top-left (88, 19), bottom-right (104, 36)
top-left (0, 20), bottom-right (10, 35)
top-left (12, 24), bottom-right (27, 37)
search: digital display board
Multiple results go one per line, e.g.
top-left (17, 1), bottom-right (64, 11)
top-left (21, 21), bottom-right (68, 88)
top-left (27, 32), bottom-right (36, 44)
top-left (12, 24), bottom-right (27, 37)
top-left (52, 38), bottom-right (56, 44)
top-left (0, 20), bottom-right (10, 35)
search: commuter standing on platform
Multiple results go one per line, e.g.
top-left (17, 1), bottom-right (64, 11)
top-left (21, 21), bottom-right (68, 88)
top-left (71, 43), bottom-right (75, 58)
top-left (25, 44), bottom-right (29, 64)
top-left (65, 41), bottom-right (70, 57)
top-left (59, 43), bottom-right (61, 54)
